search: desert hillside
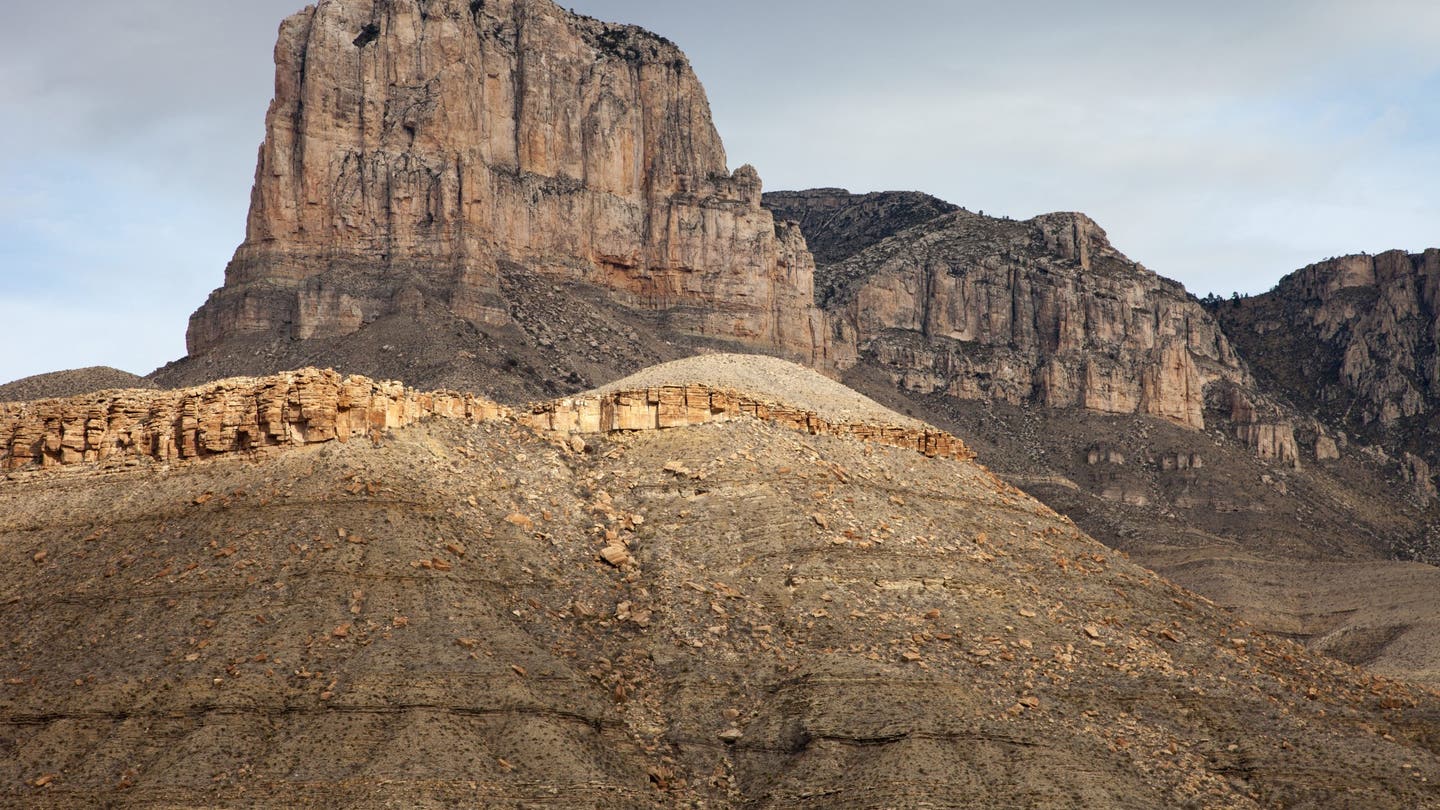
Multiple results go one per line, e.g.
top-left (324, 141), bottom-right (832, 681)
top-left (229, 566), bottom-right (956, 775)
top-left (3, 361), bottom-right (1440, 807)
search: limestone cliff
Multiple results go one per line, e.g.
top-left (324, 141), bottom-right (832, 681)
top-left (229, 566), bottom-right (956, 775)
top-left (1217, 250), bottom-right (1440, 430)
top-left (0, 368), bottom-right (505, 469)
top-left (818, 207), bottom-right (1251, 431)
top-left (185, 0), bottom-right (827, 367)
top-left (1216, 249), bottom-right (1440, 497)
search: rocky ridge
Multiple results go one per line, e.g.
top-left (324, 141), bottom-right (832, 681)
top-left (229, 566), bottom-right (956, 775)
top-left (763, 193), bottom-right (1440, 676)
top-left (2, 359), bottom-right (970, 474)
top-left (762, 188), bottom-right (959, 267)
top-left (0, 369), bottom-right (503, 471)
top-left (815, 203), bottom-right (1291, 440)
top-left (0, 367), bottom-right (154, 403)
top-left (1216, 251), bottom-right (1440, 498)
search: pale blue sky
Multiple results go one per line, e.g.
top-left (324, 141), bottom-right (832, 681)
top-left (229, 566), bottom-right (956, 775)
top-left (2, 0), bottom-right (1437, 382)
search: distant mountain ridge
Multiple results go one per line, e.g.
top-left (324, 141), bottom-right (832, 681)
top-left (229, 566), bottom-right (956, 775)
top-left (0, 366), bottom-right (152, 402)
top-left (762, 188), bottom-right (959, 268)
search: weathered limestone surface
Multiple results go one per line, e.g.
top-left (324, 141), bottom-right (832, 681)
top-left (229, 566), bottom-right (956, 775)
top-left (523, 384), bottom-right (975, 462)
top-left (2, 374), bottom-right (972, 472)
top-left (1223, 388), bottom-right (1303, 469)
top-left (187, 0), bottom-right (829, 365)
top-left (1220, 250), bottom-right (1440, 429)
top-left (1403, 453), bottom-right (1438, 506)
top-left (817, 208), bottom-right (1250, 430)
top-left (1215, 249), bottom-right (1440, 482)
top-left (1233, 423), bottom-right (1301, 470)
top-left (0, 369), bottom-right (506, 470)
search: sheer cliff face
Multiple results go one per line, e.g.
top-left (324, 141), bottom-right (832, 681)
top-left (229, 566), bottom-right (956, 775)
top-left (1218, 249), bottom-right (1440, 436)
top-left (822, 208), bottom-right (1251, 430)
top-left (187, 0), bottom-right (827, 364)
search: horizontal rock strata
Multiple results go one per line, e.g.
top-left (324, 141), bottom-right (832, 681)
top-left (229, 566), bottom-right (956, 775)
top-left (0, 369), bottom-right (505, 470)
top-left (522, 385), bottom-right (974, 461)
top-left (2, 371), bottom-right (973, 471)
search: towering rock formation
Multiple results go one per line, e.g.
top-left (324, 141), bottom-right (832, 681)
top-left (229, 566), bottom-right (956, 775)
top-left (185, 0), bottom-right (827, 370)
top-left (1217, 249), bottom-right (1440, 509)
top-left (1217, 250), bottom-right (1440, 431)
top-left (813, 205), bottom-right (1252, 431)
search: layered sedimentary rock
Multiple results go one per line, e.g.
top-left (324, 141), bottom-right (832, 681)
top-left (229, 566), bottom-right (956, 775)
top-left (1218, 250), bottom-right (1440, 430)
top-left (522, 385), bottom-right (974, 462)
top-left (1, 370), bottom-right (971, 472)
top-left (818, 207), bottom-right (1251, 430)
top-left (0, 369), bottom-right (505, 470)
top-left (187, 0), bottom-right (827, 366)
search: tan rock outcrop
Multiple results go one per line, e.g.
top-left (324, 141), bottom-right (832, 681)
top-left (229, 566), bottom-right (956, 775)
top-left (522, 385), bottom-right (974, 462)
top-left (823, 210), bottom-right (1249, 430)
top-left (186, 0), bottom-right (829, 365)
top-left (1158, 453), bottom-right (1203, 472)
top-left (2, 372), bottom-right (971, 472)
top-left (0, 369), bottom-right (506, 470)
top-left (1086, 446), bottom-right (1126, 466)
top-left (1221, 388), bottom-right (1301, 468)
top-left (1403, 453), bottom-right (1437, 506)
top-left (1220, 249), bottom-right (1440, 430)
top-left (1234, 423), bottom-right (1301, 470)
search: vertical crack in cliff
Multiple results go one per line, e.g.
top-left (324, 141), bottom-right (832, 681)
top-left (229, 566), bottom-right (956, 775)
top-left (289, 10), bottom-right (317, 233)
top-left (511, 2), bottom-right (528, 173)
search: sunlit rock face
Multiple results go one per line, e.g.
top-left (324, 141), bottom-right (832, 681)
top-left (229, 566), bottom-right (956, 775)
top-left (818, 207), bottom-right (1251, 430)
top-left (187, 0), bottom-right (829, 366)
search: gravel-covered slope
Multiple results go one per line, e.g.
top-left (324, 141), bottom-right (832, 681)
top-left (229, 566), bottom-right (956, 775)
top-left (591, 353), bottom-right (927, 429)
top-left (4, 408), bottom-right (1440, 807)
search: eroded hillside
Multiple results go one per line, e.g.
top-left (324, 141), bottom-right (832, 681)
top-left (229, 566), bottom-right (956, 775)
top-left (3, 367), bottom-right (1440, 807)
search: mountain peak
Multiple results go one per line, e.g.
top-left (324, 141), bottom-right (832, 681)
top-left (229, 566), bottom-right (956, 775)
top-left (175, 0), bottom-right (829, 386)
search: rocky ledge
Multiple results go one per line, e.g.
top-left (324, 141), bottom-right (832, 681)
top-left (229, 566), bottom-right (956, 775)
top-left (0, 369), bottom-right (505, 470)
top-left (1, 367), bottom-right (972, 472)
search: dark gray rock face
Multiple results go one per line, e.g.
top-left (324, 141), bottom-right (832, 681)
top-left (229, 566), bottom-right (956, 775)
top-left (762, 188), bottom-right (959, 269)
